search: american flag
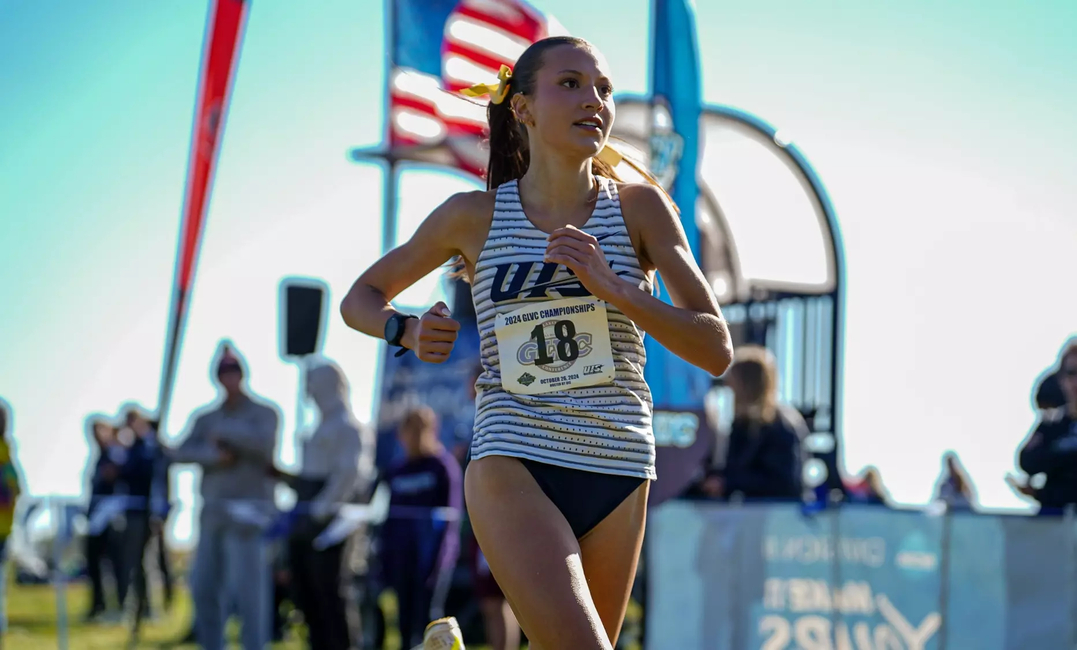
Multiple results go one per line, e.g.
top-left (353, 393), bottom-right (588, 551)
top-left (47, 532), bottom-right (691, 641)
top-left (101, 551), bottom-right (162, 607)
top-left (388, 0), bottom-right (566, 178)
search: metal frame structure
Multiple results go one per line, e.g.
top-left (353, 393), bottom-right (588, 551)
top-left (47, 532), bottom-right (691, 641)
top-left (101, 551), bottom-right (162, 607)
top-left (703, 103), bottom-right (847, 491)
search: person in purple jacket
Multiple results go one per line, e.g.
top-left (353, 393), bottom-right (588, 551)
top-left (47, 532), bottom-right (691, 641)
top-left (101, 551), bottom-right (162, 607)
top-left (379, 406), bottom-right (462, 649)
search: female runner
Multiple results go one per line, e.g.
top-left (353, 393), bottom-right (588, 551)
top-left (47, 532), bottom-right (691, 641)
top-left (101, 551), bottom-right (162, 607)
top-left (341, 36), bottom-right (733, 650)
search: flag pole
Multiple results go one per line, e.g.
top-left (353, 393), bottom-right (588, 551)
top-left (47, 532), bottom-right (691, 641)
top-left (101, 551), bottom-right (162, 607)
top-left (381, 0), bottom-right (399, 254)
top-left (382, 161), bottom-right (399, 254)
top-left (365, 0), bottom-right (401, 481)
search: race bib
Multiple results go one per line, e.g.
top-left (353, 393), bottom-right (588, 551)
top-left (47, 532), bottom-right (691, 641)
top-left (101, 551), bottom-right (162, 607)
top-left (494, 297), bottom-right (616, 395)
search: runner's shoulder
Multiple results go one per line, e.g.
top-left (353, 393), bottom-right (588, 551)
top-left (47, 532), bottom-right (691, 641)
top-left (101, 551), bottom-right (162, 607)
top-left (421, 190), bottom-right (496, 259)
top-left (614, 182), bottom-right (676, 217)
top-left (431, 189), bottom-right (497, 232)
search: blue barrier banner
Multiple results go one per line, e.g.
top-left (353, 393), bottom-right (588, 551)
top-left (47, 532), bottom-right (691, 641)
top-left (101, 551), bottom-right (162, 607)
top-left (647, 501), bottom-right (1070, 650)
top-left (997, 513), bottom-right (1077, 649)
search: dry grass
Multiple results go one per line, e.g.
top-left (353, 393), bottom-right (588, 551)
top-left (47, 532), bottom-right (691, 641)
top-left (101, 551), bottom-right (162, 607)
top-left (3, 578), bottom-right (302, 650)
top-left (2, 578), bottom-right (642, 649)
top-left (2, 578), bottom-right (381, 650)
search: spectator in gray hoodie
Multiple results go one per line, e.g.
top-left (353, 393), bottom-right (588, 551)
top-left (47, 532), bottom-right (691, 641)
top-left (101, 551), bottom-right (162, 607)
top-left (169, 343), bottom-right (281, 650)
top-left (276, 359), bottom-right (374, 650)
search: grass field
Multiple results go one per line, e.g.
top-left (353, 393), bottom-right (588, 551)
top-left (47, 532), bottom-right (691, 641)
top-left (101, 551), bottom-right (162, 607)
top-left (4, 579), bottom-right (303, 650)
top-left (2, 580), bottom-right (415, 650)
top-left (3, 579), bottom-right (643, 649)
top-left (2, 581), bottom-right (588, 650)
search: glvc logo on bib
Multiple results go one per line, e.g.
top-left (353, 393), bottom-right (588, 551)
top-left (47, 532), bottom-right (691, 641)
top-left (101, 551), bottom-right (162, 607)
top-left (494, 298), bottom-right (616, 395)
top-left (517, 320), bottom-right (593, 373)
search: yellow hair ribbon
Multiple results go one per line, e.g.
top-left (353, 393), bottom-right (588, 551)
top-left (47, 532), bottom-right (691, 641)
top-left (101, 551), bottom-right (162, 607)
top-left (461, 64), bottom-right (514, 105)
top-left (460, 68), bottom-right (641, 196)
top-left (595, 144), bottom-right (623, 167)
top-left (597, 141), bottom-right (681, 215)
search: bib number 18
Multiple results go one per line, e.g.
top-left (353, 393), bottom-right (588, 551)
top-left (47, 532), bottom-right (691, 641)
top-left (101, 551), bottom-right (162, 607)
top-left (530, 320), bottom-right (579, 365)
top-left (493, 297), bottom-right (615, 395)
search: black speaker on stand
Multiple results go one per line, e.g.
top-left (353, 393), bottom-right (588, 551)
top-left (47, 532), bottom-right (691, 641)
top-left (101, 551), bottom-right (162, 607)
top-left (280, 279), bottom-right (329, 359)
top-left (279, 277), bottom-right (330, 472)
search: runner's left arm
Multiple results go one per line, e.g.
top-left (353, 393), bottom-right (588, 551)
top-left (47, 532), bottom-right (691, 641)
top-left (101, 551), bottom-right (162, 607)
top-left (545, 183), bottom-right (733, 377)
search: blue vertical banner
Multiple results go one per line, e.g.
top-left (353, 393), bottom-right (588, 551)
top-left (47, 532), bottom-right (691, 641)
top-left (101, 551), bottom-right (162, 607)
top-left (645, 0), bottom-right (712, 409)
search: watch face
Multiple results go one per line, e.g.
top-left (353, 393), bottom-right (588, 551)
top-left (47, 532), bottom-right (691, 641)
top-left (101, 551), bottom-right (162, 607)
top-left (386, 316), bottom-right (402, 343)
top-left (388, 314), bottom-right (411, 345)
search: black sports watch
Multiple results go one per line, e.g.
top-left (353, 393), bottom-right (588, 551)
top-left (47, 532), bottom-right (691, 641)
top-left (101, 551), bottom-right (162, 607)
top-left (384, 313), bottom-right (417, 357)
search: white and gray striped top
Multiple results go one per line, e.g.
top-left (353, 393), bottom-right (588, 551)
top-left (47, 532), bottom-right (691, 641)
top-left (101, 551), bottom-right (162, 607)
top-left (469, 177), bottom-right (656, 480)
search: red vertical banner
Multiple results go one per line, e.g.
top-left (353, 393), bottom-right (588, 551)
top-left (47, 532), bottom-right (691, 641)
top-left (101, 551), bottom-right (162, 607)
top-left (157, 0), bottom-right (250, 429)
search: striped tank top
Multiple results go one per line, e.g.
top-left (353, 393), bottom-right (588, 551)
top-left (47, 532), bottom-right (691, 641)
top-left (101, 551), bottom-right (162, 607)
top-left (469, 176), bottom-right (656, 480)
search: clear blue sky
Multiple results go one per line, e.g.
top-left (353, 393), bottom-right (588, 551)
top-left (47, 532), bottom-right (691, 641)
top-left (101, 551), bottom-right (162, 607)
top-left (2, 0), bottom-right (1075, 542)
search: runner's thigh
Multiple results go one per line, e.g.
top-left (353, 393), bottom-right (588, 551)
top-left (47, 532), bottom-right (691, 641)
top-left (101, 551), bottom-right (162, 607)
top-left (579, 481), bottom-right (648, 646)
top-left (465, 455), bottom-right (611, 650)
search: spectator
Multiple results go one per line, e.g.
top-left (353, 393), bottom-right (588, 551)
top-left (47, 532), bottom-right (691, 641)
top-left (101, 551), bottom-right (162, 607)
top-left (844, 466), bottom-right (891, 506)
top-left (169, 343), bottom-right (281, 650)
top-left (934, 452), bottom-right (976, 512)
top-left (82, 417), bottom-right (127, 623)
top-left (379, 406), bottom-right (462, 649)
top-left (1017, 340), bottom-right (1077, 512)
top-left (700, 345), bottom-right (807, 501)
top-left (116, 406), bottom-right (163, 621)
top-left (278, 360), bottom-right (373, 650)
top-left (0, 399), bottom-right (23, 635)
top-left (149, 424), bottom-right (175, 616)
top-left (1007, 371), bottom-right (1066, 502)
top-left (1035, 371), bottom-right (1066, 411)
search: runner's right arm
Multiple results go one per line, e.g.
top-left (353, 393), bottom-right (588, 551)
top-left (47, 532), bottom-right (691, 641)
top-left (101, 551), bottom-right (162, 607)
top-left (340, 191), bottom-right (484, 361)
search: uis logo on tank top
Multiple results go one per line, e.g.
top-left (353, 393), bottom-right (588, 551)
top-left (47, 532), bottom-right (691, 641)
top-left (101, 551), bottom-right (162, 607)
top-left (489, 260), bottom-right (629, 304)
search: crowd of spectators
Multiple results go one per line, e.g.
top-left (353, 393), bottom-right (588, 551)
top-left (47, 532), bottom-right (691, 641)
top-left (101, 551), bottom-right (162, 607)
top-left (0, 336), bottom-right (1074, 648)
